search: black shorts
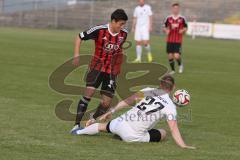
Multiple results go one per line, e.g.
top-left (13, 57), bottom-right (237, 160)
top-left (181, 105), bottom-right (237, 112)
top-left (85, 69), bottom-right (117, 98)
top-left (167, 42), bottom-right (182, 54)
top-left (148, 129), bottom-right (162, 142)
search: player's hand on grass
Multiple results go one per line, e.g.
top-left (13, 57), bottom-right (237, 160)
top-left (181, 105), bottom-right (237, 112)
top-left (183, 145), bottom-right (196, 150)
top-left (99, 112), bottom-right (112, 122)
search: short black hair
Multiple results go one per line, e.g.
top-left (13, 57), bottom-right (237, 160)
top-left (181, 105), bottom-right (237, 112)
top-left (111, 9), bottom-right (128, 22)
top-left (160, 75), bottom-right (175, 91)
top-left (172, 3), bottom-right (180, 7)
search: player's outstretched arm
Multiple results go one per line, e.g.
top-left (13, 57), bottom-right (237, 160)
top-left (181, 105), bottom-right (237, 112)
top-left (100, 93), bottom-right (141, 121)
top-left (73, 35), bottom-right (82, 66)
top-left (167, 120), bottom-right (196, 149)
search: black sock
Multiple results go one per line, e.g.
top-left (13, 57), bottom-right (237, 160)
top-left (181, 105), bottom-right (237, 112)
top-left (75, 96), bottom-right (91, 125)
top-left (93, 104), bottom-right (109, 120)
top-left (177, 58), bottom-right (182, 66)
top-left (169, 59), bottom-right (175, 71)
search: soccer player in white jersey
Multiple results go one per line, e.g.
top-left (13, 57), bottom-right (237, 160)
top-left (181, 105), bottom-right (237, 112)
top-left (72, 75), bottom-right (196, 149)
top-left (132, 0), bottom-right (153, 63)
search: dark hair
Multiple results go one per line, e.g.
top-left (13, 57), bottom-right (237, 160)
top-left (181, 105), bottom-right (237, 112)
top-left (160, 75), bottom-right (175, 91)
top-left (172, 3), bottom-right (180, 7)
top-left (111, 9), bottom-right (128, 22)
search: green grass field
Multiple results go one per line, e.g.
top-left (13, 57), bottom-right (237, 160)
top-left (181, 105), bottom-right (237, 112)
top-left (0, 27), bottom-right (240, 160)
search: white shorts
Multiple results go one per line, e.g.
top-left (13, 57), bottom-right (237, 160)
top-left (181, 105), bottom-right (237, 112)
top-left (107, 117), bottom-right (150, 142)
top-left (134, 27), bottom-right (150, 41)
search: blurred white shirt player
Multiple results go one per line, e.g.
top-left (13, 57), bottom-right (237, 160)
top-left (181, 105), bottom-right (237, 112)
top-left (132, 0), bottom-right (153, 63)
top-left (72, 75), bottom-right (196, 149)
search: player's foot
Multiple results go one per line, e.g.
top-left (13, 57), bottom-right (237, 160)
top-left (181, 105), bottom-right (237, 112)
top-left (70, 124), bottom-right (83, 134)
top-left (179, 65), bottom-right (184, 73)
top-left (71, 127), bottom-right (82, 135)
top-left (169, 70), bottom-right (176, 75)
top-left (147, 53), bottom-right (153, 62)
top-left (85, 118), bottom-right (96, 127)
top-left (132, 58), bottom-right (141, 63)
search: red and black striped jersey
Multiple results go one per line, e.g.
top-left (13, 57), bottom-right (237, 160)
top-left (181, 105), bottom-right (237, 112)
top-left (163, 15), bottom-right (188, 43)
top-left (79, 24), bottom-right (128, 76)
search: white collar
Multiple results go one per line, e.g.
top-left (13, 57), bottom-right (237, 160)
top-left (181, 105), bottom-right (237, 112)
top-left (172, 14), bottom-right (180, 20)
top-left (108, 23), bottom-right (119, 36)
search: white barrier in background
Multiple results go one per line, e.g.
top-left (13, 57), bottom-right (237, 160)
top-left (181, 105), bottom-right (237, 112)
top-left (213, 24), bottom-right (240, 40)
top-left (187, 22), bottom-right (240, 40)
top-left (187, 22), bottom-right (213, 37)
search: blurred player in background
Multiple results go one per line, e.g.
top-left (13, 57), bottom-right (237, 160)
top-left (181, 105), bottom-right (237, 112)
top-left (163, 3), bottom-right (188, 74)
top-left (71, 9), bottom-right (128, 133)
top-left (132, 0), bottom-right (153, 63)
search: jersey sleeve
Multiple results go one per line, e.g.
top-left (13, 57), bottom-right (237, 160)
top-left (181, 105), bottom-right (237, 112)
top-left (135, 87), bottom-right (153, 103)
top-left (79, 26), bottom-right (100, 41)
top-left (163, 17), bottom-right (169, 28)
top-left (183, 17), bottom-right (188, 28)
top-left (138, 87), bottom-right (154, 97)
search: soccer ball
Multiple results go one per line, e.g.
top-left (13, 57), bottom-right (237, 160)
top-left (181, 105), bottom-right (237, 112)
top-left (173, 89), bottom-right (190, 106)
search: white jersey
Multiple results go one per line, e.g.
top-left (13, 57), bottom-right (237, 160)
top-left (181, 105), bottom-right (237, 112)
top-left (119, 87), bottom-right (177, 134)
top-left (134, 4), bottom-right (153, 29)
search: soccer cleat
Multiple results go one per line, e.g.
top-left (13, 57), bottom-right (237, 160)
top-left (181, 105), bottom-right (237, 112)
top-left (132, 58), bottom-right (141, 63)
top-left (70, 124), bottom-right (83, 134)
top-left (147, 53), bottom-right (153, 62)
top-left (71, 127), bottom-right (83, 135)
top-left (169, 71), bottom-right (176, 75)
top-left (179, 65), bottom-right (184, 73)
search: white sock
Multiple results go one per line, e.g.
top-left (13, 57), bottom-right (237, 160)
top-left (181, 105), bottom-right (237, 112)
top-left (136, 45), bottom-right (142, 60)
top-left (144, 44), bottom-right (151, 54)
top-left (76, 123), bottom-right (99, 135)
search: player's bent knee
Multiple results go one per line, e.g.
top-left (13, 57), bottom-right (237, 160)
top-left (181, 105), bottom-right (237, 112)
top-left (100, 99), bottom-right (111, 108)
top-left (143, 41), bottom-right (149, 46)
top-left (159, 129), bottom-right (167, 140)
top-left (136, 41), bottom-right (142, 45)
top-left (174, 53), bottom-right (181, 59)
top-left (168, 54), bottom-right (174, 59)
top-left (84, 87), bottom-right (96, 97)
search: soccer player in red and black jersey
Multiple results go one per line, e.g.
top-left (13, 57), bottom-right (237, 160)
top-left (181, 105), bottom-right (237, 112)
top-left (163, 3), bottom-right (188, 74)
top-left (71, 9), bottom-right (128, 133)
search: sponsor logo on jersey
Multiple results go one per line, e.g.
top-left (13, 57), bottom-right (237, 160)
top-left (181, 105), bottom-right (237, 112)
top-left (104, 43), bottom-right (120, 51)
